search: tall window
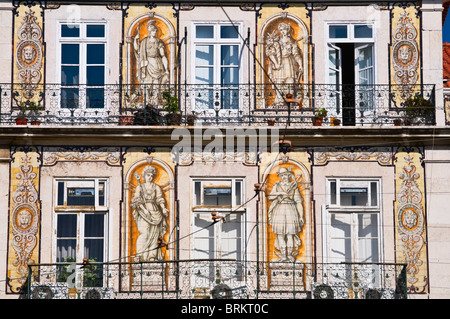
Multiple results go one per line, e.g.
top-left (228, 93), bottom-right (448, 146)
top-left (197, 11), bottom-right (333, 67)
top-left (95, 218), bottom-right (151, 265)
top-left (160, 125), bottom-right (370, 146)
top-left (327, 23), bottom-right (374, 125)
top-left (325, 178), bottom-right (381, 263)
top-left (55, 179), bottom-right (108, 287)
top-left (59, 22), bottom-right (107, 109)
top-left (193, 23), bottom-right (242, 111)
top-left (192, 179), bottom-right (245, 260)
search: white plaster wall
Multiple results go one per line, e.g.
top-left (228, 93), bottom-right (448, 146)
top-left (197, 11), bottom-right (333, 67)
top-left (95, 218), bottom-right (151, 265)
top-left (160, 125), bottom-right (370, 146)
top-left (424, 148), bottom-right (450, 298)
top-left (312, 161), bottom-right (396, 264)
top-left (0, 2), bottom-right (13, 83)
top-left (44, 5), bottom-right (122, 85)
top-left (311, 5), bottom-right (391, 85)
top-left (421, 0), bottom-right (445, 125)
top-left (177, 162), bottom-right (259, 261)
top-left (40, 161), bottom-right (122, 264)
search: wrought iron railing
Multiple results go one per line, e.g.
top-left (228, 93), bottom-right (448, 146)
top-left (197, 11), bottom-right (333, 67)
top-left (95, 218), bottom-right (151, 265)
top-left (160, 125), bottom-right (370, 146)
top-left (0, 83), bottom-right (435, 127)
top-left (26, 260), bottom-right (407, 299)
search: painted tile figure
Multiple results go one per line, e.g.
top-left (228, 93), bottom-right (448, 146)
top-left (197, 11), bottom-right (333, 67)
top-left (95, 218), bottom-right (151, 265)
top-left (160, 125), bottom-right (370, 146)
top-left (268, 167), bottom-right (304, 261)
top-left (131, 166), bottom-right (168, 261)
top-left (266, 22), bottom-right (303, 107)
top-left (133, 20), bottom-right (169, 105)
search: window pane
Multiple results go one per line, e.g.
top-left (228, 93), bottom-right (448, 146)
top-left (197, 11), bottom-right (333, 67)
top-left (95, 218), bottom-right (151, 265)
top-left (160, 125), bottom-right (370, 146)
top-left (196, 45), bottom-right (214, 66)
top-left (221, 45), bottom-right (239, 66)
top-left (221, 67), bottom-right (239, 85)
top-left (330, 181), bottom-right (337, 204)
top-left (195, 67), bottom-right (214, 85)
top-left (370, 182), bottom-right (377, 206)
top-left (58, 182), bottom-right (65, 206)
top-left (358, 46), bottom-right (373, 70)
top-left (85, 214), bottom-right (104, 237)
top-left (195, 181), bottom-right (201, 205)
top-left (61, 24), bottom-right (80, 37)
top-left (57, 239), bottom-right (77, 262)
top-left (87, 66), bottom-right (105, 85)
top-left (61, 66), bottom-right (79, 85)
top-left (235, 181), bottom-right (242, 206)
top-left (340, 187), bottom-right (368, 206)
top-left (354, 25), bottom-right (373, 38)
top-left (220, 26), bottom-right (239, 38)
top-left (87, 25), bottom-right (105, 37)
top-left (196, 26), bottom-right (214, 38)
top-left (204, 187), bottom-right (232, 206)
top-left (99, 182), bottom-right (105, 206)
top-left (84, 239), bottom-right (104, 262)
top-left (62, 44), bottom-right (79, 64)
top-left (329, 25), bottom-right (347, 38)
top-left (330, 213), bottom-right (351, 238)
top-left (87, 44), bottom-right (105, 64)
top-left (57, 214), bottom-right (77, 237)
top-left (61, 88), bottom-right (79, 109)
top-left (67, 187), bottom-right (95, 206)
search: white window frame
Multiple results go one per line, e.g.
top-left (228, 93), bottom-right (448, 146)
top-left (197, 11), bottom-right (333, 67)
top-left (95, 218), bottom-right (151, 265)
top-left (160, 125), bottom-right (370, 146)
top-left (57, 21), bottom-right (109, 109)
top-left (191, 178), bottom-right (246, 261)
top-left (190, 22), bottom-right (244, 112)
top-left (53, 178), bottom-right (109, 265)
top-left (326, 22), bottom-right (376, 119)
top-left (323, 177), bottom-right (383, 264)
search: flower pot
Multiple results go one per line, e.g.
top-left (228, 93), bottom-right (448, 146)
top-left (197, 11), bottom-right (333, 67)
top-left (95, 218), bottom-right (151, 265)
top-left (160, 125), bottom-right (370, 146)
top-left (15, 117), bottom-right (28, 125)
top-left (312, 116), bottom-right (323, 126)
top-left (187, 115), bottom-right (197, 126)
top-left (393, 119), bottom-right (402, 126)
top-left (166, 113), bottom-right (182, 125)
top-left (330, 117), bottom-right (341, 126)
top-left (267, 119), bottom-right (275, 126)
top-left (30, 120), bottom-right (41, 125)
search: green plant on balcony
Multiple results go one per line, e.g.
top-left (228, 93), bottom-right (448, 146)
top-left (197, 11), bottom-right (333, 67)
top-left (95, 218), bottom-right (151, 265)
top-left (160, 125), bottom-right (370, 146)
top-left (313, 108), bottom-right (328, 126)
top-left (162, 91), bottom-right (181, 125)
top-left (17, 100), bottom-right (44, 125)
top-left (404, 96), bottom-right (435, 124)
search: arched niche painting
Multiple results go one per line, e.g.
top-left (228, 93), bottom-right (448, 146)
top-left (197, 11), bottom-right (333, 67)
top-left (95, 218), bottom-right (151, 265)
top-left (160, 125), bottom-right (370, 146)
top-left (125, 13), bottom-right (176, 108)
top-left (126, 161), bottom-right (173, 262)
top-left (259, 15), bottom-right (309, 108)
top-left (263, 162), bottom-right (310, 263)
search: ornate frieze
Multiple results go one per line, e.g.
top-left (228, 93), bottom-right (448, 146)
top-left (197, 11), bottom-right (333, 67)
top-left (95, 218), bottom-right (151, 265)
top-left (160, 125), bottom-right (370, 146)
top-left (176, 151), bottom-right (258, 166)
top-left (15, 9), bottom-right (43, 100)
top-left (314, 148), bottom-right (393, 166)
top-left (392, 9), bottom-right (420, 97)
top-left (8, 150), bottom-right (40, 293)
top-left (42, 147), bottom-right (121, 166)
top-left (395, 150), bottom-right (428, 293)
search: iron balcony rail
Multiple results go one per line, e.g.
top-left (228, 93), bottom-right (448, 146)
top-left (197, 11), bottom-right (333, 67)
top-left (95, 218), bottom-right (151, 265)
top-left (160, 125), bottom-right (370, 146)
top-left (25, 260), bottom-right (407, 299)
top-left (0, 83), bottom-right (435, 127)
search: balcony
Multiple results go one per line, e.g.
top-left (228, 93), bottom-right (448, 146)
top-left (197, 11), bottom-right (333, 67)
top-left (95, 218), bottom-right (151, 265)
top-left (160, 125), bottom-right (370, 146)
top-left (0, 83), bottom-right (435, 127)
top-left (25, 260), bottom-right (407, 299)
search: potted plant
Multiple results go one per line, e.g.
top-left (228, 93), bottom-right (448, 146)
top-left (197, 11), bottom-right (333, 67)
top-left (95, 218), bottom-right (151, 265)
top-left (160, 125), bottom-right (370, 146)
top-left (133, 105), bottom-right (163, 125)
top-left (404, 96), bottom-right (435, 125)
top-left (330, 117), bottom-right (341, 126)
top-left (162, 91), bottom-right (181, 125)
top-left (267, 119), bottom-right (276, 126)
top-left (16, 100), bottom-right (43, 125)
top-left (186, 113), bottom-right (198, 126)
top-left (312, 108), bottom-right (328, 126)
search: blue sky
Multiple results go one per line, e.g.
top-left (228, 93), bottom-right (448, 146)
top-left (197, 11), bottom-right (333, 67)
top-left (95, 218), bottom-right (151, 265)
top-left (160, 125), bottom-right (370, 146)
top-left (445, 10), bottom-right (450, 43)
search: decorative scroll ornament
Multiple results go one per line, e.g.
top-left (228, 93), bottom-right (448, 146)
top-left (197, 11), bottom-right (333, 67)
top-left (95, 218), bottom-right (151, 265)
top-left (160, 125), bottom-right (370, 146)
top-left (42, 147), bottom-right (121, 166)
top-left (314, 149), bottom-right (392, 166)
top-left (397, 155), bottom-right (424, 285)
top-left (175, 151), bottom-right (258, 165)
top-left (392, 11), bottom-right (419, 97)
top-left (10, 154), bottom-right (39, 284)
top-left (16, 10), bottom-right (43, 95)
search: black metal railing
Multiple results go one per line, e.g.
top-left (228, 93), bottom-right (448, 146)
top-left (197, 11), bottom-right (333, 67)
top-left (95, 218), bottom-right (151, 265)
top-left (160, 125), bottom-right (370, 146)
top-left (0, 83), bottom-right (435, 127)
top-left (26, 260), bottom-right (407, 299)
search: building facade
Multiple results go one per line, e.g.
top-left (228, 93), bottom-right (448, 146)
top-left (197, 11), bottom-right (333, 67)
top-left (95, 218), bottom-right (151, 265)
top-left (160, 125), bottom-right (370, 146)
top-left (0, 0), bottom-right (448, 299)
